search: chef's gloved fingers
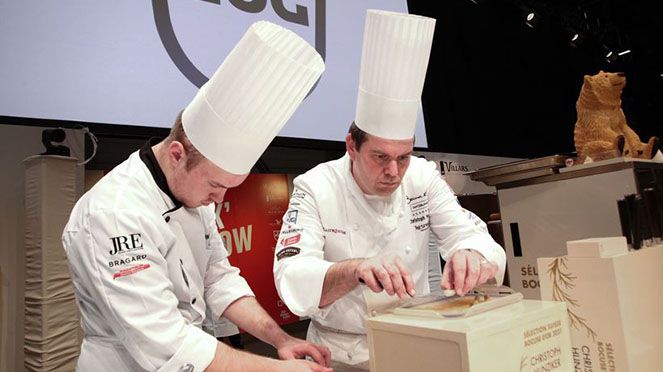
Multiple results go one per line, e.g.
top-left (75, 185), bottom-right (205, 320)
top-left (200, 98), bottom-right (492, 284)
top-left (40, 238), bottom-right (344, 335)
top-left (462, 252), bottom-right (482, 296)
top-left (382, 261), bottom-right (407, 299)
top-left (304, 359), bottom-right (333, 372)
top-left (356, 263), bottom-right (385, 294)
top-left (303, 343), bottom-right (331, 367)
top-left (394, 259), bottom-right (416, 297)
top-left (356, 254), bottom-right (413, 298)
top-left (476, 261), bottom-right (498, 287)
top-left (373, 266), bottom-right (395, 296)
top-left (441, 249), bottom-right (487, 296)
top-left (440, 262), bottom-right (454, 292)
top-left (278, 338), bottom-right (332, 369)
top-left (453, 253), bottom-right (470, 296)
top-left (445, 251), bottom-right (468, 295)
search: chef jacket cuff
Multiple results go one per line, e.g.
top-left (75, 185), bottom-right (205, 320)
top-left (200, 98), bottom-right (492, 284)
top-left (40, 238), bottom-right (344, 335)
top-left (442, 236), bottom-right (507, 284)
top-left (276, 257), bottom-right (334, 317)
top-left (157, 325), bottom-right (217, 372)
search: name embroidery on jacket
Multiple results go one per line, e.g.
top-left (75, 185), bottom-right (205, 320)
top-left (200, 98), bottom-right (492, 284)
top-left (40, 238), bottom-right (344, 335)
top-left (322, 227), bottom-right (346, 235)
top-left (407, 193), bottom-right (430, 231)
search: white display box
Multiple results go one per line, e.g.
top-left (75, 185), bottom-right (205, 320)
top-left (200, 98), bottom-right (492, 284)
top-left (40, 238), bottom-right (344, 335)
top-left (538, 238), bottom-right (663, 372)
top-left (367, 300), bottom-right (573, 372)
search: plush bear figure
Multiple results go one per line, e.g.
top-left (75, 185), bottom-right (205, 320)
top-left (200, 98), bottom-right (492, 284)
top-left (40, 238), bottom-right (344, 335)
top-left (574, 70), bottom-right (659, 163)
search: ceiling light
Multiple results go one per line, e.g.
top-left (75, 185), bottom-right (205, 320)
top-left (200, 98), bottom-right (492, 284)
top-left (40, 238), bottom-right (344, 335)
top-left (525, 11), bottom-right (539, 28)
top-left (568, 29), bottom-right (585, 48)
top-left (605, 50), bottom-right (618, 63)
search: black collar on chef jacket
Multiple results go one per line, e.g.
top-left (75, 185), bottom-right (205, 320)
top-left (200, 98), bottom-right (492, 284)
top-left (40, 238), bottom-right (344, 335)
top-left (139, 138), bottom-right (183, 218)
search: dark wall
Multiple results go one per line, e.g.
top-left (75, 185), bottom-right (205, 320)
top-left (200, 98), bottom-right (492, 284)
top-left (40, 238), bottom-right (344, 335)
top-left (408, 0), bottom-right (662, 159)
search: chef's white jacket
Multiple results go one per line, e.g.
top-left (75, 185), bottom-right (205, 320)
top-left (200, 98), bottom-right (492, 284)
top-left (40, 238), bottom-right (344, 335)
top-left (62, 142), bottom-right (253, 372)
top-left (273, 154), bottom-right (506, 366)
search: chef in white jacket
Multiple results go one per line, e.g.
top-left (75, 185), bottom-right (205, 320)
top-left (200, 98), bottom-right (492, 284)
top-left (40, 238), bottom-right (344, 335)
top-left (273, 10), bottom-right (507, 371)
top-left (62, 21), bottom-right (332, 372)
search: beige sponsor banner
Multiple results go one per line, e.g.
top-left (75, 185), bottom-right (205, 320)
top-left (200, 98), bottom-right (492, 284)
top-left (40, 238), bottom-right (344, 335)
top-left (538, 237), bottom-right (663, 372)
top-left (367, 299), bottom-right (573, 372)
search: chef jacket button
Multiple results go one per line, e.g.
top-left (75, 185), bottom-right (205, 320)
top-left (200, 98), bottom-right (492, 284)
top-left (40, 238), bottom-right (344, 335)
top-left (191, 297), bottom-right (196, 304)
top-left (165, 216), bottom-right (170, 222)
top-left (405, 246), bottom-right (412, 255)
top-left (352, 223), bottom-right (360, 231)
top-left (179, 363), bottom-right (194, 372)
top-left (347, 352), bottom-right (353, 360)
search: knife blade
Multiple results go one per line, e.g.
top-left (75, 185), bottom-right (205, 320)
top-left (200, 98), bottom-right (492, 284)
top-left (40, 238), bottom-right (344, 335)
top-left (636, 195), bottom-right (653, 247)
top-left (625, 194), bottom-right (641, 250)
top-left (617, 198), bottom-right (633, 246)
top-left (643, 188), bottom-right (662, 244)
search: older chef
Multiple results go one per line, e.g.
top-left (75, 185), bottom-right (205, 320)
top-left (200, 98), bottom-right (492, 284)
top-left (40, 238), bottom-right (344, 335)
top-left (62, 21), bottom-right (331, 372)
top-left (273, 10), bottom-right (507, 371)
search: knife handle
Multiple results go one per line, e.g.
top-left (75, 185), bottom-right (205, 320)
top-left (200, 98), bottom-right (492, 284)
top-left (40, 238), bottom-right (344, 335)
top-left (617, 199), bottom-right (632, 246)
top-left (637, 195), bottom-right (653, 246)
top-left (643, 188), bottom-right (662, 241)
top-left (625, 194), bottom-right (641, 250)
top-left (358, 278), bottom-right (384, 289)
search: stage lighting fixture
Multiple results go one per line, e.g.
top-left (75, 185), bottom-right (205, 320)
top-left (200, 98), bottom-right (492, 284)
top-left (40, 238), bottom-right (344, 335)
top-left (569, 30), bottom-right (585, 48)
top-left (603, 45), bottom-right (619, 63)
top-left (605, 50), bottom-right (618, 63)
top-left (521, 6), bottom-right (540, 29)
top-left (40, 128), bottom-right (71, 156)
top-left (618, 49), bottom-right (631, 56)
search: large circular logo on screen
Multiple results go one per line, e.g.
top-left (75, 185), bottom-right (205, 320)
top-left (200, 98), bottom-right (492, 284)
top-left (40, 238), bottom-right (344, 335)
top-left (152, 0), bottom-right (326, 88)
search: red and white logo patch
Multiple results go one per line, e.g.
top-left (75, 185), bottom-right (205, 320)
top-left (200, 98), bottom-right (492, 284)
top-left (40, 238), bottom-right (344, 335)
top-left (112, 263), bottom-right (151, 279)
top-left (280, 233), bottom-right (301, 247)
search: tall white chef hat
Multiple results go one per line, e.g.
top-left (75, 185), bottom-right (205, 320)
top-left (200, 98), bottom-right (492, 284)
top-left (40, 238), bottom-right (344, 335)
top-left (354, 10), bottom-right (436, 140)
top-left (183, 21), bottom-right (325, 175)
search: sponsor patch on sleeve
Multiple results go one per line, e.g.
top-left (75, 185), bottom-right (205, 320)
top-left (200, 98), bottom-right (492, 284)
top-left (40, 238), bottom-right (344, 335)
top-left (276, 247), bottom-right (301, 261)
top-left (285, 210), bottom-right (298, 224)
top-left (280, 233), bottom-right (301, 247)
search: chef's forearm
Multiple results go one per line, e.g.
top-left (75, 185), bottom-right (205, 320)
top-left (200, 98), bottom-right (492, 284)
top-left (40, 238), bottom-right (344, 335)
top-left (205, 341), bottom-right (278, 372)
top-left (319, 258), bottom-right (364, 308)
top-left (222, 296), bottom-right (292, 349)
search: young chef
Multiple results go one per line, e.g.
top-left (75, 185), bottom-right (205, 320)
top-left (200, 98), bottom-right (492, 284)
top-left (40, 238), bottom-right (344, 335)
top-left (62, 21), bottom-right (332, 372)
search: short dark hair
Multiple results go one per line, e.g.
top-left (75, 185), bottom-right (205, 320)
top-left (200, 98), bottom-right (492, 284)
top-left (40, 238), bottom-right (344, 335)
top-left (165, 111), bottom-right (204, 171)
top-left (348, 122), bottom-right (416, 150)
top-left (348, 122), bottom-right (368, 150)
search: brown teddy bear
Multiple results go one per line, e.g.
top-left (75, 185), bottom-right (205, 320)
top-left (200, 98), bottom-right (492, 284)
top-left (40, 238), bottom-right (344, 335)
top-left (573, 70), bottom-right (659, 163)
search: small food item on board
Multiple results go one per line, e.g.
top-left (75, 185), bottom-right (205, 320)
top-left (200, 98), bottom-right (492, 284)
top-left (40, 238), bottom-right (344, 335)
top-left (410, 294), bottom-right (490, 317)
top-left (442, 289), bottom-right (456, 297)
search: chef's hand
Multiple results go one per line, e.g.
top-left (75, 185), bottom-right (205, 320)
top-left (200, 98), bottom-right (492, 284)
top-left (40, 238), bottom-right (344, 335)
top-left (354, 254), bottom-right (416, 299)
top-left (276, 335), bottom-right (332, 368)
top-left (441, 249), bottom-right (498, 296)
top-left (277, 359), bottom-right (333, 372)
